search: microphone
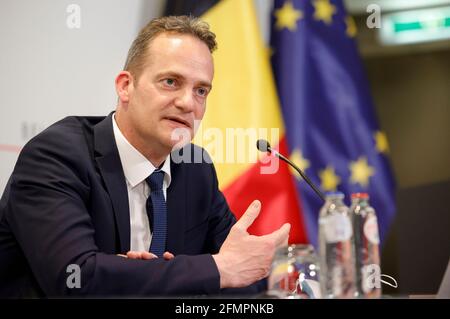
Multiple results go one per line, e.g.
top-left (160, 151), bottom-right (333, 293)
top-left (256, 139), bottom-right (325, 202)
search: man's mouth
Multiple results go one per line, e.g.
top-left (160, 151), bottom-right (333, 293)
top-left (164, 116), bottom-right (191, 129)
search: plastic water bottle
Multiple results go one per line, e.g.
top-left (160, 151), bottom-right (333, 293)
top-left (318, 192), bottom-right (356, 298)
top-left (349, 193), bottom-right (382, 298)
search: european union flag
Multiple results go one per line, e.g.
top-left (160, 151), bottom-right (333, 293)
top-left (270, 0), bottom-right (396, 246)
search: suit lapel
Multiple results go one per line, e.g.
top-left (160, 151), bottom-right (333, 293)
top-left (93, 113), bottom-right (130, 252)
top-left (166, 157), bottom-right (186, 255)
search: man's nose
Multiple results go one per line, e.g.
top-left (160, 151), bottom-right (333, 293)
top-left (174, 88), bottom-right (195, 112)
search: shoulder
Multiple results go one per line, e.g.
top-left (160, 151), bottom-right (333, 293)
top-left (20, 116), bottom-right (105, 156)
top-left (27, 116), bottom-right (104, 145)
top-left (14, 116), bottom-right (106, 178)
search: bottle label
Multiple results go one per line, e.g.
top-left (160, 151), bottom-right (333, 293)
top-left (364, 215), bottom-right (380, 245)
top-left (361, 264), bottom-right (381, 293)
top-left (323, 214), bottom-right (353, 243)
top-left (332, 266), bottom-right (343, 297)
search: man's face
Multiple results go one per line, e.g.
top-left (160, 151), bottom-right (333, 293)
top-left (124, 33), bottom-right (214, 155)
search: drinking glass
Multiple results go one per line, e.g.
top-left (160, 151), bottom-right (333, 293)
top-left (267, 244), bottom-right (321, 299)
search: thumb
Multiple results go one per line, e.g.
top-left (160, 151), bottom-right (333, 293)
top-left (235, 200), bottom-right (261, 231)
top-left (263, 223), bottom-right (291, 247)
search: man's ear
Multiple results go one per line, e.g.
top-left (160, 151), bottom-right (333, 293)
top-left (115, 71), bottom-right (133, 104)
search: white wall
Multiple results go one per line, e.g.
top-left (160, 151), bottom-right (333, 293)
top-left (0, 0), bottom-right (164, 192)
top-left (0, 0), bottom-right (276, 193)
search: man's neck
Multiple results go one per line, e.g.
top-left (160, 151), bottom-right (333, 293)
top-left (114, 112), bottom-right (169, 168)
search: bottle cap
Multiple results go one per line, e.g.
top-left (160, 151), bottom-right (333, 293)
top-left (325, 191), bottom-right (344, 199)
top-left (351, 192), bottom-right (369, 199)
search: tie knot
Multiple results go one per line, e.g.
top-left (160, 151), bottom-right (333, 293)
top-left (146, 170), bottom-right (164, 191)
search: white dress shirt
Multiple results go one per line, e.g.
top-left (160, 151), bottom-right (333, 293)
top-left (112, 114), bottom-right (171, 252)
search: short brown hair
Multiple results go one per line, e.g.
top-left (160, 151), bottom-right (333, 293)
top-left (123, 15), bottom-right (217, 80)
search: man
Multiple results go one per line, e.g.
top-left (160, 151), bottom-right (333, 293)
top-left (0, 16), bottom-right (290, 297)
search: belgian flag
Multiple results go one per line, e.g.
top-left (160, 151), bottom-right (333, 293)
top-left (165, 0), bottom-right (307, 243)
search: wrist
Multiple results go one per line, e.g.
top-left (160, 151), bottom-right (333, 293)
top-left (212, 253), bottom-right (231, 288)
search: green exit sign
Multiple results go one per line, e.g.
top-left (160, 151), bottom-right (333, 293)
top-left (380, 6), bottom-right (450, 45)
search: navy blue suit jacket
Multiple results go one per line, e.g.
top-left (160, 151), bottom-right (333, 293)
top-left (0, 113), bottom-right (264, 297)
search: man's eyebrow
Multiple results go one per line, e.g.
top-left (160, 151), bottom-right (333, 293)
top-left (156, 71), bottom-right (183, 80)
top-left (198, 81), bottom-right (212, 90)
top-left (156, 71), bottom-right (212, 89)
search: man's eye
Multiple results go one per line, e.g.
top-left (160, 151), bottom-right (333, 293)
top-left (197, 88), bottom-right (208, 97)
top-left (164, 79), bottom-right (176, 86)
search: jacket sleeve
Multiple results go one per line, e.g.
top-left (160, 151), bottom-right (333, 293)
top-left (4, 130), bottom-right (221, 297)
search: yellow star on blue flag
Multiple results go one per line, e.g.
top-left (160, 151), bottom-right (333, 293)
top-left (312, 0), bottom-right (337, 25)
top-left (274, 1), bottom-right (303, 31)
top-left (270, 0), bottom-right (396, 246)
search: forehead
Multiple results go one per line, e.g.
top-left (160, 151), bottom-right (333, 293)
top-left (144, 33), bottom-right (214, 82)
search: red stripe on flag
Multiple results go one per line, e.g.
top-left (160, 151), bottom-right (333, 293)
top-left (223, 136), bottom-right (307, 244)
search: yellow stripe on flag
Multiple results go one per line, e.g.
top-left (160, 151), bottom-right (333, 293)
top-left (194, 0), bottom-right (285, 189)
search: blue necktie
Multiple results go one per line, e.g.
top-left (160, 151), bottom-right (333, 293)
top-left (146, 170), bottom-right (167, 257)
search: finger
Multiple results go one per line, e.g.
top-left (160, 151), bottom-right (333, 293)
top-left (163, 252), bottom-right (175, 260)
top-left (117, 254), bottom-right (128, 258)
top-left (141, 251), bottom-right (158, 260)
top-left (126, 251), bottom-right (141, 259)
top-left (234, 200), bottom-right (261, 231)
top-left (263, 223), bottom-right (291, 247)
top-left (282, 234), bottom-right (289, 247)
top-left (275, 223), bottom-right (291, 246)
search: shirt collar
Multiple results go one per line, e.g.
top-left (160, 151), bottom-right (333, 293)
top-left (112, 113), bottom-right (171, 189)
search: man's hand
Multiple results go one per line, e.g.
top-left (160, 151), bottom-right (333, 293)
top-left (212, 200), bottom-right (291, 288)
top-left (117, 251), bottom-right (175, 260)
